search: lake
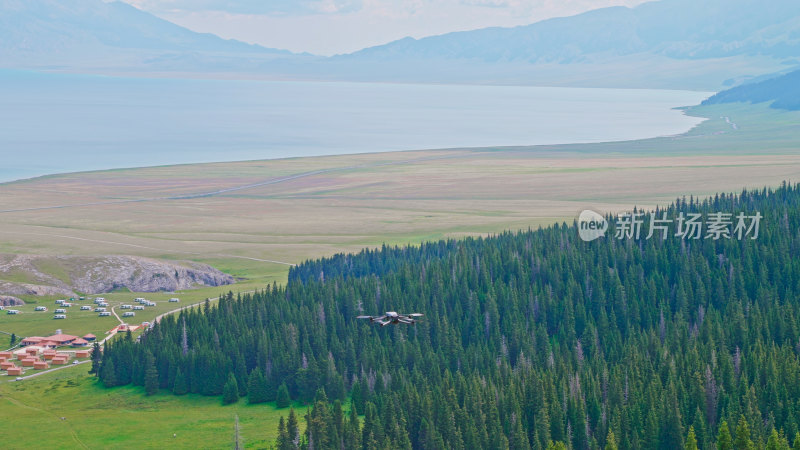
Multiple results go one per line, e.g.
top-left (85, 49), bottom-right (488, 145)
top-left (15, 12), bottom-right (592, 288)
top-left (0, 71), bottom-right (710, 182)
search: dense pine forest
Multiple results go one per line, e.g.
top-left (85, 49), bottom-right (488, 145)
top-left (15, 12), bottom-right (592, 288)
top-left (100, 183), bottom-right (800, 449)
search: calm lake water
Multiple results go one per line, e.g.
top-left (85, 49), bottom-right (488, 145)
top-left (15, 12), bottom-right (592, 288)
top-left (0, 71), bottom-right (710, 182)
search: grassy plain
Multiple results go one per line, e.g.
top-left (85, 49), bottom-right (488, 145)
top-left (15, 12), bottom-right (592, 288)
top-left (0, 367), bottom-right (311, 449)
top-left (1, 104), bottom-right (798, 276)
top-left (0, 287), bottom-right (243, 342)
top-left (0, 102), bottom-right (799, 448)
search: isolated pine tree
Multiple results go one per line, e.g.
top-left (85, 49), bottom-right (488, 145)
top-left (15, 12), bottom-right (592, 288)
top-left (276, 382), bottom-right (291, 408)
top-left (276, 416), bottom-right (292, 450)
top-left (287, 407), bottom-right (300, 448)
top-left (89, 342), bottom-right (102, 375)
top-left (247, 367), bottom-right (268, 404)
top-left (223, 373), bottom-right (239, 405)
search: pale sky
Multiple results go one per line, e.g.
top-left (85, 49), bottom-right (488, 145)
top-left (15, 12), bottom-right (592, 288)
top-left (121, 0), bottom-right (652, 56)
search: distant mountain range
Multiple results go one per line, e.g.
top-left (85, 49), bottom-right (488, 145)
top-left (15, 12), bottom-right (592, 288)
top-left (703, 69), bottom-right (800, 110)
top-left (0, 0), bottom-right (308, 73)
top-left (3, 0), bottom-right (800, 89)
top-left (349, 0), bottom-right (800, 62)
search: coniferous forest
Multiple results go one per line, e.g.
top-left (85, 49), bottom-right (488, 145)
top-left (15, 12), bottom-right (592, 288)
top-left (99, 183), bottom-right (800, 449)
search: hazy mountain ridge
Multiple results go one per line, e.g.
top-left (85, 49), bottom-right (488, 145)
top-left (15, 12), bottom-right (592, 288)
top-left (324, 0), bottom-right (800, 88)
top-left (3, 0), bottom-right (800, 89)
top-left (346, 0), bottom-right (800, 63)
top-left (0, 0), bottom-right (301, 71)
top-left (702, 68), bottom-right (800, 110)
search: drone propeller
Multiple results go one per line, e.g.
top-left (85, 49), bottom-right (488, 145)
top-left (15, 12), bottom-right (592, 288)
top-left (379, 320), bottom-right (391, 327)
top-left (397, 318), bottom-right (414, 325)
top-left (356, 315), bottom-right (372, 320)
top-left (407, 313), bottom-right (424, 317)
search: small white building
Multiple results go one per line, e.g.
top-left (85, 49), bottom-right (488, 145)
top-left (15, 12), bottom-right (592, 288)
top-left (99, 311), bottom-right (111, 317)
top-left (94, 307), bottom-right (106, 312)
top-left (55, 308), bottom-right (66, 314)
top-left (169, 298), bottom-right (180, 303)
top-left (80, 305), bottom-right (91, 310)
top-left (34, 306), bottom-right (48, 312)
top-left (120, 304), bottom-right (132, 309)
top-left (54, 314), bottom-right (67, 319)
top-left (134, 305), bottom-right (144, 310)
top-left (122, 312), bottom-right (135, 317)
top-left (7, 309), bottom-right (19, 314)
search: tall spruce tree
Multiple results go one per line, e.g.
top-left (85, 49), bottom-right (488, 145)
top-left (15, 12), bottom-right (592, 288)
top-left (223, 373), bottom-right (239, 405)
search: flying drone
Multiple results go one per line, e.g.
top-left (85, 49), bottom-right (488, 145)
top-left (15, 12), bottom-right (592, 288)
top-left (357, 311), bottom-right (424, 326)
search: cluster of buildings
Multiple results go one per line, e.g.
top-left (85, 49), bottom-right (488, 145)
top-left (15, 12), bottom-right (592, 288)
top-left (1, 347), bottom-right (92, 377)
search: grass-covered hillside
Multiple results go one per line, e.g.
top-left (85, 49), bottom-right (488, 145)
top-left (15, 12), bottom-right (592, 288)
top-left (101, 182), bottom-right (800, 449)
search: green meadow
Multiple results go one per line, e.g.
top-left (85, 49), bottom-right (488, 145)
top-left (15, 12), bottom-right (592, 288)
top-left (0, 366), bottom-right (311, 449)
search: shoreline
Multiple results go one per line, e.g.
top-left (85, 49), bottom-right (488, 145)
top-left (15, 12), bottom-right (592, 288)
top-left (0, 109), bottom-right (709, 186)
top-left (0, 75), bottom-right (711, 185)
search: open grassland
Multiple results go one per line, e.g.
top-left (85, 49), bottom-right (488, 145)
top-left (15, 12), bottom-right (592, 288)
top-left (0, 367), bottom-right (311, 449)
top-left (0, 102), bottom-right (799, 447)
top-left (0, 286), bottom-right (246, 342)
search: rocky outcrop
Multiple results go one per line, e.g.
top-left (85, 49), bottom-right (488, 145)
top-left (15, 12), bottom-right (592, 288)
top-left (70, 256), bottom-right (234, 294)
top-left (0, 254), bottom-right (234, 296)
top-left (0, 281), bottom-right (74, 297)
top-left (0, 295), bottom-right (24, 307)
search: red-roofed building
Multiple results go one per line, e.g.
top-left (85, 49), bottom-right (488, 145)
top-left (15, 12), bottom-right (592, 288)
top-left (43, 334), bottom-right (79, 345)
top-left (83, 334), bottom-right (96, 341)
top-left (70, 338), bottom-right (89, 347)
top-left (20, 336), bottom-right (44, 346)
top-left (7, 367), bottom-right (22, 375)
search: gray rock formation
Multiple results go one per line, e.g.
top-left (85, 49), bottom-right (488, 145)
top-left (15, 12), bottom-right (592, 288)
top-left (0, 254), bottom-right (234, 296)
top-left (70, 256), bottom-right (234, 294)
top-left (0, 295), bottom-right (24, 306)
